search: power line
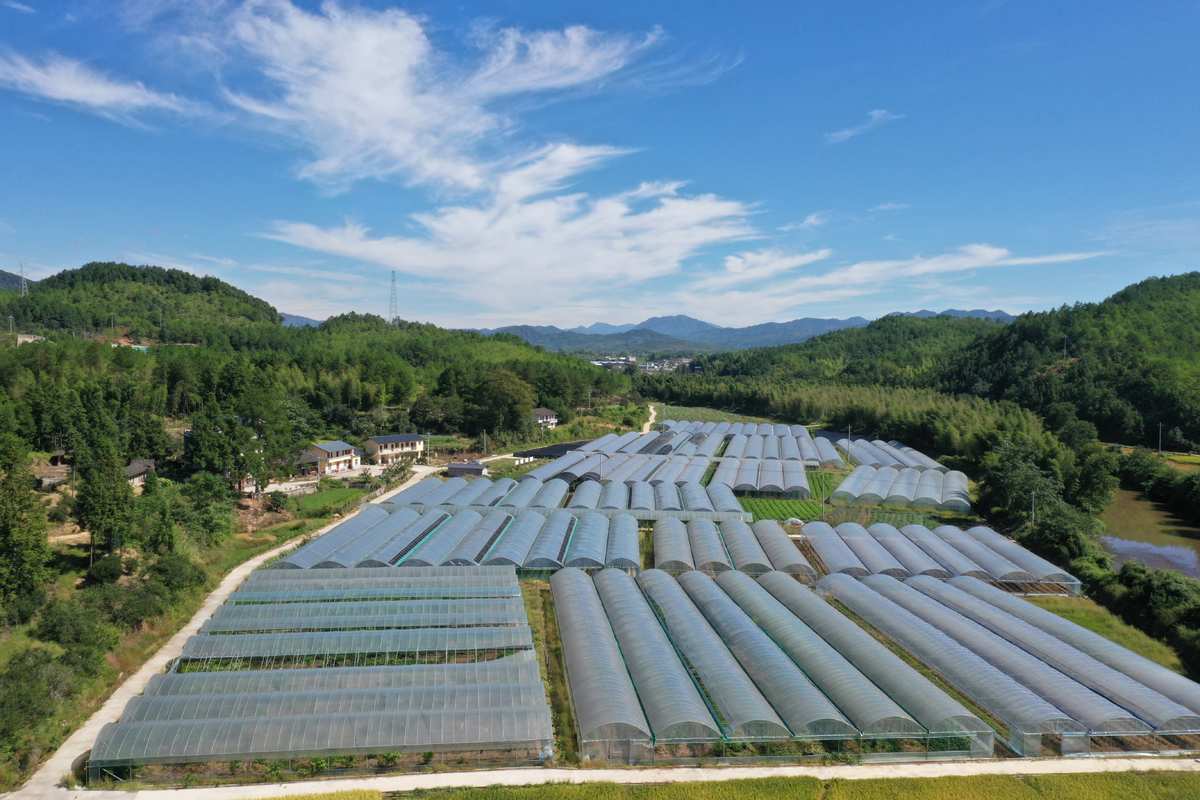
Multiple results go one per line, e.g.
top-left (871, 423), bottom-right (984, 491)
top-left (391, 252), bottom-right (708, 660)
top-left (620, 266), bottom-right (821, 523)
top-left (388, 271), bottom-right (399, 325)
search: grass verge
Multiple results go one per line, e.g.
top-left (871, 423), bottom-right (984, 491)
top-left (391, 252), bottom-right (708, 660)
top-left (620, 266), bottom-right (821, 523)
top-left (520, 579), bottom-right (578, 764)
top-left (1028, 594), bottom-right (1184, 673)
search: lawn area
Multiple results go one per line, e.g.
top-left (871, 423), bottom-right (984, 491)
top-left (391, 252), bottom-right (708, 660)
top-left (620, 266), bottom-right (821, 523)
top-left (265, 793), bottom-right (380, 800)
top-left (520, 579), bottom-right (577, 764)
top-left (382, 772), bottom-right (1200, 800)
top-left (486, 458), bottom-right (545, 480)
top-left (652, 403), bottom-right (772, 424)
top-left (294, 485), bottom-right (368, 517)
top-left (1028, 594), bottom-right (1185, 673)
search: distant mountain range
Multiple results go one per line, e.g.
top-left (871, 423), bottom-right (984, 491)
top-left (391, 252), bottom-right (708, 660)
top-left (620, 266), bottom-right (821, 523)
top-left (281, 312), bottom-right (322, 327)
top-left (0, 269), bottom-right (33, 292)
top-left (483, 309), bottom-right (1014, 353)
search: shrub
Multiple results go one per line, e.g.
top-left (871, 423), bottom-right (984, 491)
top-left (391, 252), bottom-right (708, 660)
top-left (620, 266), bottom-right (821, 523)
top-left (34, 599), bottom-right (118, 675)
top-left (265, 490), bottom-right (288, 513)
top-left (86, 554), bottom-right (124, 585)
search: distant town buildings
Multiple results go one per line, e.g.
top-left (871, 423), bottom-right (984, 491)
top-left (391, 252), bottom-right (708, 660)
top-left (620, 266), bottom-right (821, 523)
top-left (365, 433), bottom-right (425, 465)
top-left (532, 407), bottom-right (559, 429)
top-left (298, 440), bottom-right (361, 476)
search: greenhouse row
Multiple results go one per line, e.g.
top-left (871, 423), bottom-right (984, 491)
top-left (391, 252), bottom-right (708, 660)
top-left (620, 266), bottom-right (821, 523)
top-left (275, 506), bottom-right (643, 572)
top-left (520, 452), bottom-right (714, 484)
top-left (836, 437), bottom-right (945, 471)
top-left (652, 518), bottom-right (815, 580)
top-left (551, 567), bottom-right (994, 762)
top-left (831, 465), bottom-right (970, 512)
top-left (821, 573), bottom-right (1200, 755)
top-left (709, 457), bottom-right (813, 495)
top-left (88, 566), bottom-right (554, 775)
top-left (800, 522), bottom-right (1081, 594)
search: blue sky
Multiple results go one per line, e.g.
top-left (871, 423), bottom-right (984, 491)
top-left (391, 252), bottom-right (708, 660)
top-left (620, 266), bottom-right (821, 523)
top-left (1, 1), bottom-right (1197, 327)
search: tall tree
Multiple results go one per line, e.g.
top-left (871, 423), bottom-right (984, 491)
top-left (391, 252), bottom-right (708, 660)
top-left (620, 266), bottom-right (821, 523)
top-left (0, 435), bottom-right (50, 622)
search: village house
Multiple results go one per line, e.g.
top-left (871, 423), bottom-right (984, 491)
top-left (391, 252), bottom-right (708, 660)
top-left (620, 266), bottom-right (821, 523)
top-left (532, 407), bottom-right (559, 429)
top-left (298, 440), bottom-right (361, 476)
top-left (364, 433), bottom-right (425, 465)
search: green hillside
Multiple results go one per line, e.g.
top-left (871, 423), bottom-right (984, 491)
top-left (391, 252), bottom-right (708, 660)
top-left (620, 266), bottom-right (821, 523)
top-left (0, 262), bottom-right (280, 342)
top-left (693, 315), bottom-right (998, 386)
top-left (942, 272), bottom-right (1200, 446)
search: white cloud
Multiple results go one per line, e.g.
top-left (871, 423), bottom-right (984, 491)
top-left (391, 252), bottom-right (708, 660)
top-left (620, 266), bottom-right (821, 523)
top-left (696, 248), bottom-right (832, 291)
top-left (0, 51), bottom-right (195, 120)
top-left (826, 109), bottom-right (903, 144)
top-left (779, 211), bottom-right (829, 231)
top-left (2, 1), bottom-right (34, 14)
top-left (222, 1), bottom-right (659, 192)
top-left (871, 202), bottom-right (909, 211)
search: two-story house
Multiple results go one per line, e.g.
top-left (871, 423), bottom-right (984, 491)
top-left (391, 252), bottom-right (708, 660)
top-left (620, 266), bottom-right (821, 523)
top-left (532, 407), bottom-right (558, 429)
top-left (364, 433), bottom-right (425, 465)
top-left (298, 440), bottom-right (361, 476)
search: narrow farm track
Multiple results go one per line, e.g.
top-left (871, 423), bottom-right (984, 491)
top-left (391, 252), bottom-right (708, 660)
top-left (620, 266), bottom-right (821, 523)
top-left (10, 466), bottom-right (437, 800)
top-left (642, 403), bottom-right (657, 433)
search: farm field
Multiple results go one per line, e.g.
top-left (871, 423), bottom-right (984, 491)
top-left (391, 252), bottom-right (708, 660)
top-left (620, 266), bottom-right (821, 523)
top-left (652, 403), bottom-right (773, 424)
top-left (353, 771), bottom-right (1200, 800)
top-left (740, 496), bottom-right (822, 521)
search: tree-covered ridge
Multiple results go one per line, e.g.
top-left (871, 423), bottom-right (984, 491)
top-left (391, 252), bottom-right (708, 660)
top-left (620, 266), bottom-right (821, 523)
top-left (942, 272), bottom-right (1200, 447)
top-left (0, 262), bottom-right (281, 342)
top-left (692, 315), bottom-right (999, 386)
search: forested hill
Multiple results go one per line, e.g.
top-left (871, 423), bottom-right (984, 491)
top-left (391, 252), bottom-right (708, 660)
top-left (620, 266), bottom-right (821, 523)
top-left (0, 262), bottom-right (280, 342)
top-left (686, 272), bottom-right (1200, 448)
top-left (691, 315), bottom-right (1000, 386)
top-left (942, 272), bottom-right (1200, 447)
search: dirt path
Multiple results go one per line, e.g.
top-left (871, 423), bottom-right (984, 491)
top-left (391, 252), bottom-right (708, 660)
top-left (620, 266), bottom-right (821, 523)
top-left (31, 754), bottom-right (1200, 799)
top-left (642, 402), bottom-right (658, 433)
top-left (13, 468), bottom-right (435, 800)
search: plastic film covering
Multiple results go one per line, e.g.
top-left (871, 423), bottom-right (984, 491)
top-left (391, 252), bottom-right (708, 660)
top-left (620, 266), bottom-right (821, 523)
top-left (908, 576), bottom-right (1200, 732)
top-left (650, 457), bottom-right (686, 486)
top-left (758, 572), bottom-right (986, 737)
top-left (526, 451), bottom-right (585, 482)
top-left (628, 481), bottom-right (655, 510)
top-left (863, 575), bottom-right (1147, 735)
top-left (602, 456), bottom-right (641, 484)
top-left (884, 468), bottom-right (921, 508)
top-left (529, 478), bottom-right (569, 509)
top-left (688, 520), bottom-right (732, 573)
top-left (963, 526), bottom-right (1080, 585)
top-left (180, 626), bottom-right (533, 662)
top-left (311, 508), bottom-right (421, 569)
top-left (762, 436), bottom-right (780, 460)
top-left (679, 571), bottom-right (855, 737)
top-left (858, 466), bottom-right (898, 505)
top-left (734, 459), bottom-right (760, 492)
top-left (753, 520), bottom-right (815, 581)
top-left (912, 470), bottom-right (945, 510)
top-left (568, 480), bottom-right (603, 509)
top-left (445, 478), bottom-right (492, 507)
top-left (948, 576), bottom-right (1200, 715)
top-left (565, 512), bottom-right (609, 568)
top-left (723, 434), bottom-right (748, 460)
top-left (939, 470), bottom-right (971, 513)
top-left (387, 478), bottom-right (442, 506)
top-left (443, 511), bottom-right (512, 565)
top-left (780, 436), bottom-right (801, 461)
top-left (637, 569), bottom-right (789, 739)
top-left (499, 479), bottom-right (541, 509)
top-left (605, 514), bottom-right (640, 570)
top-left (627, 456), bottom-right (665, 483)
top-left (483, 510), bottom-right (545, 566)
top-left (677, 458), bottom-right (709, 485)
top-left (599, 481), bottom-right (629, 510)
top-left (899, 524), bottom-right (988, 579)
top-left (654, 481), bottom-right (682, 511)
top-left (470, 478), bottom-right (514, 508)
top-left (803, 522), bottom-right (868, 577)
top-left (720, 520), bottom-right (771, 576)
top-left (743, 435), bottom-right (765, 460)
top-left (717, 571), bottom-right (920, 736)
top-left (523, 510), bottom-right (575, 569)
top-left (758, 460), bottom-right (784, 493)
top-left (584, 455), bottom-right (623, 482)
top-left (356, 509), bottom-right (451, 567)
top-left (873, 440), bottom-right (921, 469)
top-left (562, 454), bottom-right (603, 482)
top-left (144, 651), bottom-right (540, 696)
top-left (401, 511), bottom-right (483, 567)
top-left (838, 438), bottom-right (879, 467)
top-left (653, 518), bottom-right (694, 574)
top-left (835, 523), bottom-right (908, 577)
top-left (819, 573), bottom-right (1083, 743)
top-left (679, 481), bottom-right (714, 512)
top-left (621, 432), bottom-right (659, 454)
top-left (798, 436), bottom-right (820, 464)
top-left (867, 523), bottom-right (948, 578)
top-left (814, 437), bottom-right (844, 468)
top-left (551, 568), bottom-right (652, 743)
top-left (782, 461), bottom-right (810, 497)
top-left (931, 526), bottom-right (1032, 582)
top-left (200, 597), bottom-right (527, 634)
top-left (276, 505), bottom-right (391, 569)
top-left (593, 569), bottom-right (719, 741)
top-left (711, 458), bottom-right (739, 488)
top-left (582, 434), bottom-right (617, 453)
top-left (894, 442), bottom-right (946, 472)
top-left (830, 466), bottom-right (873, 506)
top-left (706, 482), bottom-right (743, 513)
top-left (696, 433), bottom-right (724, 458)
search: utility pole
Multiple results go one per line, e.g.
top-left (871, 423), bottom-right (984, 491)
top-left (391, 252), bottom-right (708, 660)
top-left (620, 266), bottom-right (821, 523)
top-left (1159, 423), bottom-right (1164, 456)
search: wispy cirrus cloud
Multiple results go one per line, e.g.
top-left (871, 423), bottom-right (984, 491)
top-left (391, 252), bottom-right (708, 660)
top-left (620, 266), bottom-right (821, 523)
top-left (871, 201), bottom-right (909, 211)
top-left (2, 1), bottom-right (35, 14)
top-left (0, 51), bottom-right (197, 121)
top-left (826, 109), bottom-right (903, 143)
top-left (779, 211), bottom-right (829, 232)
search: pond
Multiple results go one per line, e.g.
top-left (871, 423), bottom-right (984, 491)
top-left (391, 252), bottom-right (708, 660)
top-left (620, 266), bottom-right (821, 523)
top-left (1100, 488), bottom-right (1200, 578)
